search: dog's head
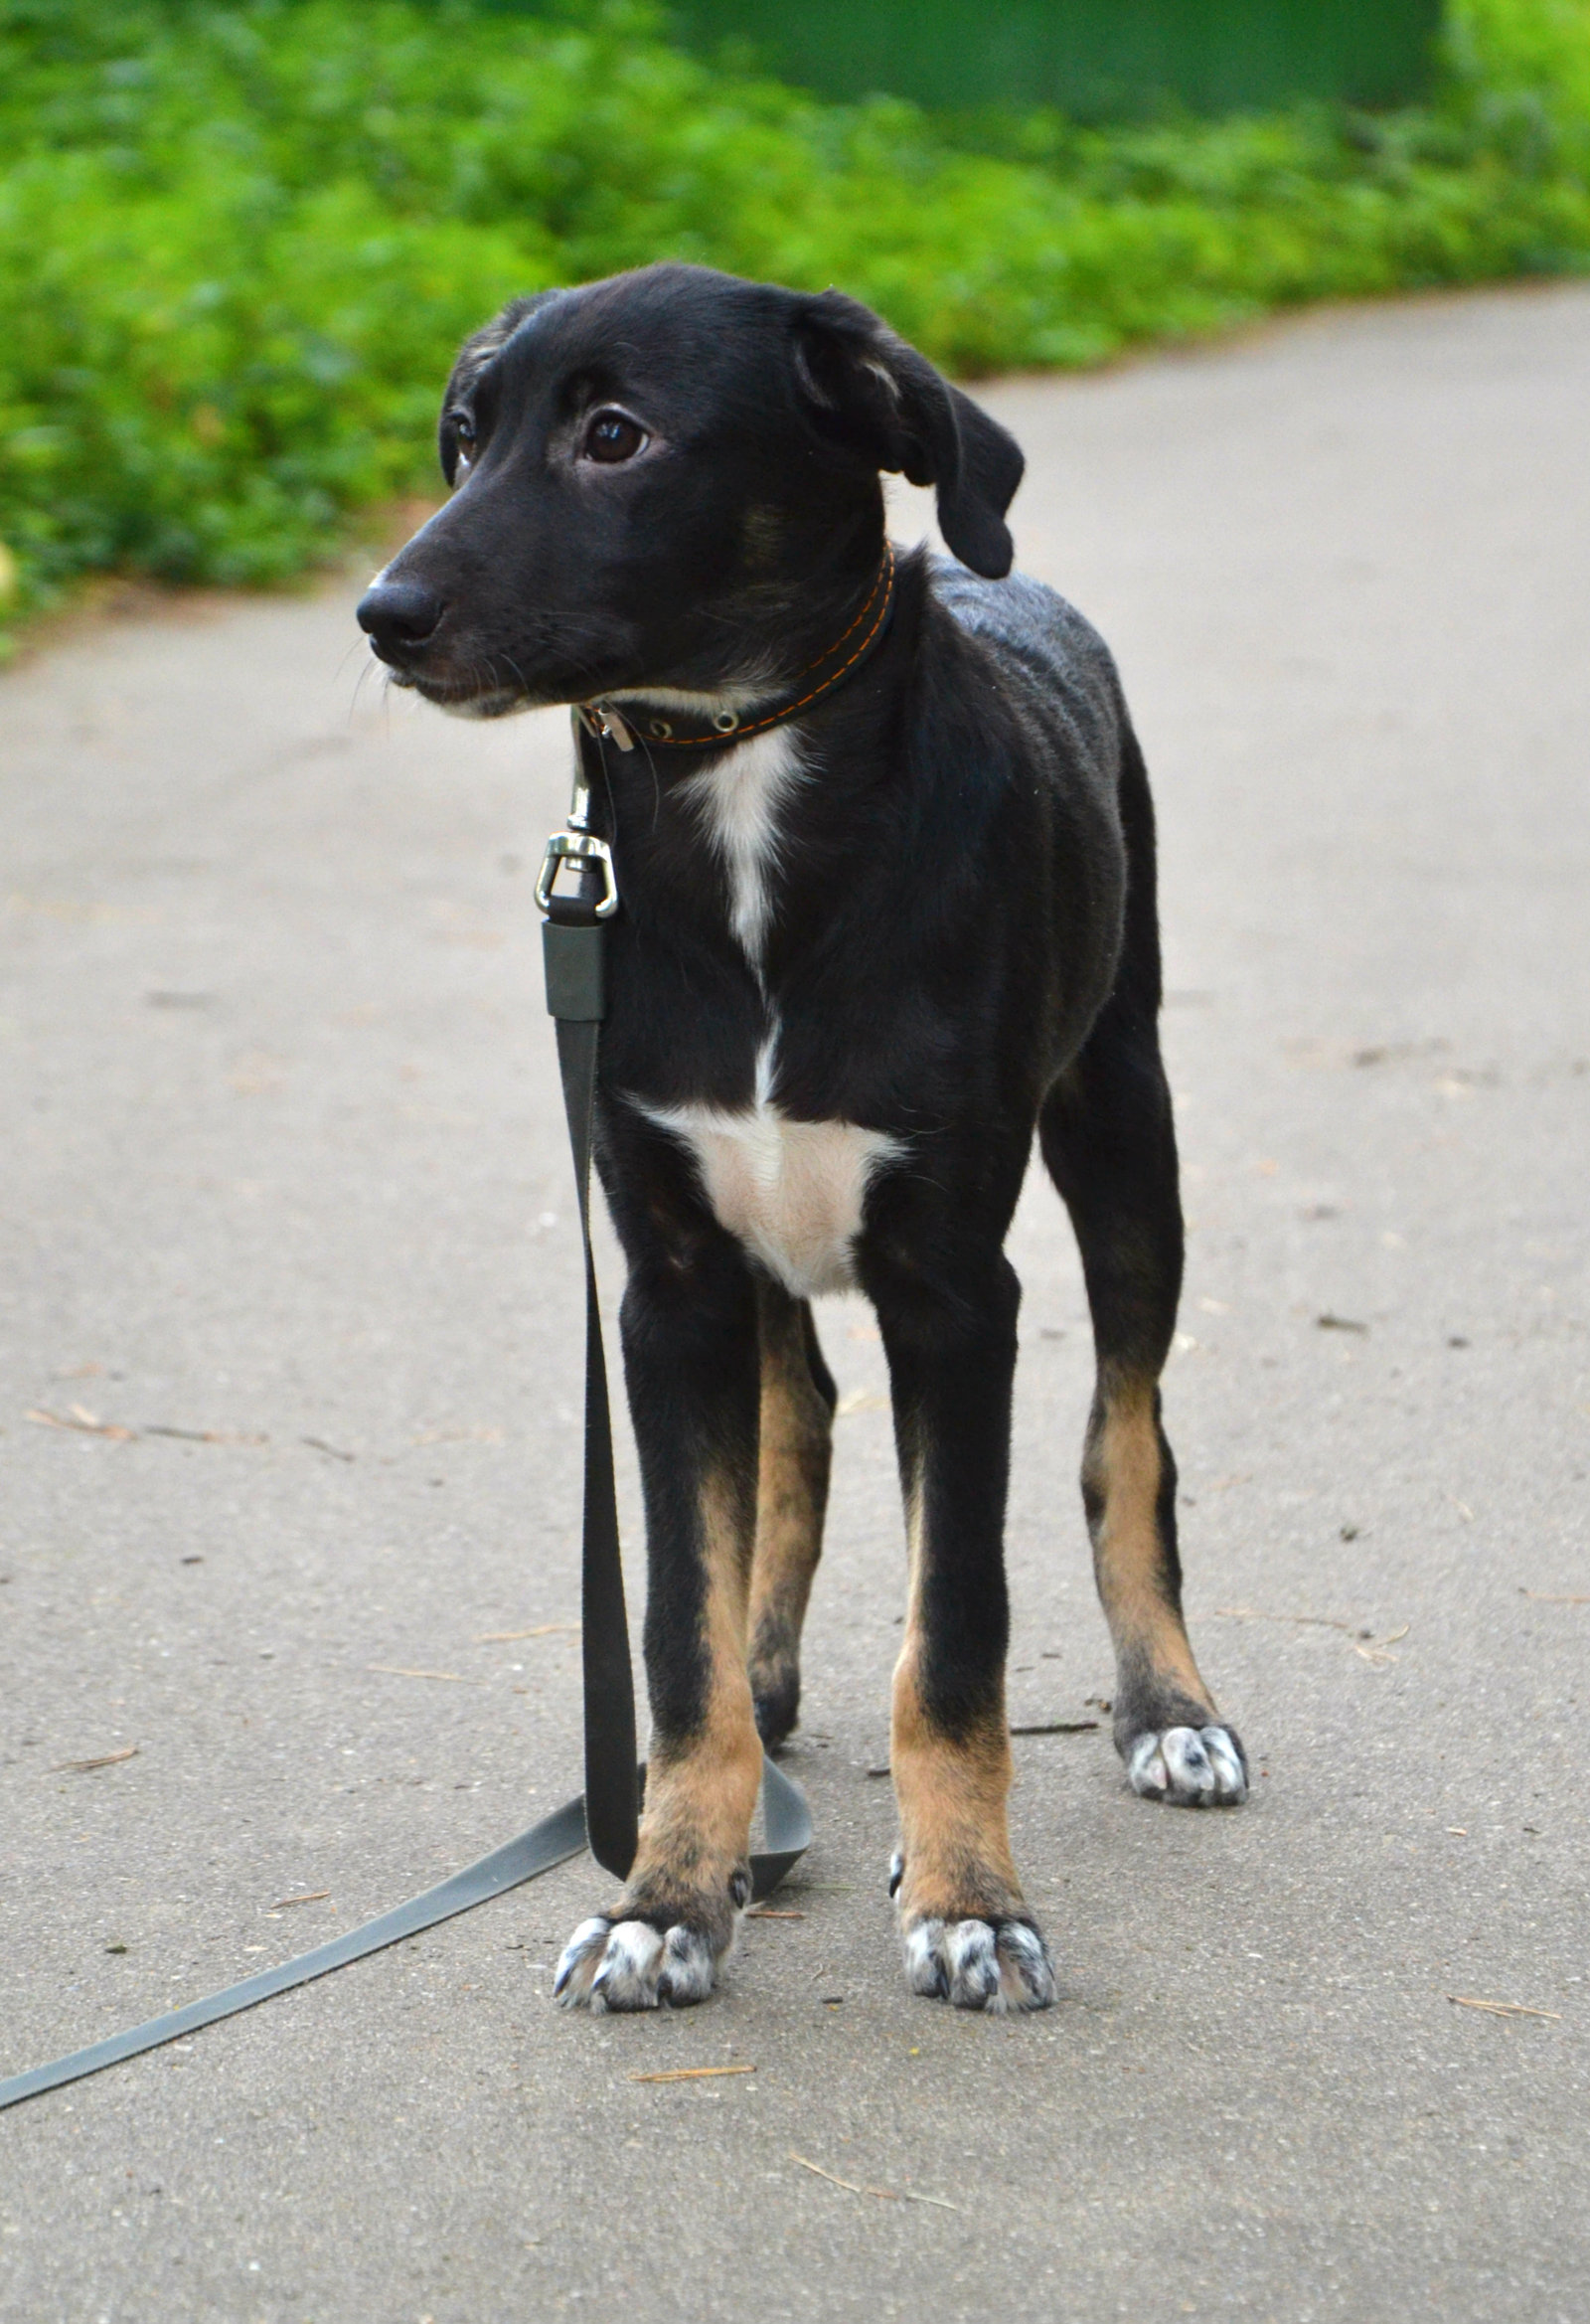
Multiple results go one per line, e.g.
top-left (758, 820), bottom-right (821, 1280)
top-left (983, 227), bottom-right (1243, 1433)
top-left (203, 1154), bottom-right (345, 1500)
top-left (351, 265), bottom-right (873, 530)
top-left (357, 263), bottom-right (1024, 717)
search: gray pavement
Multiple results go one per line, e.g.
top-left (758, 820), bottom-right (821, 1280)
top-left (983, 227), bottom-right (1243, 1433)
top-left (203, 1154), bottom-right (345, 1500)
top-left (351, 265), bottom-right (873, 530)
top-left (1, 281), bottom-right (1587, 2323)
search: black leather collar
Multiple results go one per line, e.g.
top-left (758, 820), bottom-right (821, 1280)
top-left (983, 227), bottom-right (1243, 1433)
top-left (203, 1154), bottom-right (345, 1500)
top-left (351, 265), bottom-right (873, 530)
top-left (576, 540), bottom-right (896, 753)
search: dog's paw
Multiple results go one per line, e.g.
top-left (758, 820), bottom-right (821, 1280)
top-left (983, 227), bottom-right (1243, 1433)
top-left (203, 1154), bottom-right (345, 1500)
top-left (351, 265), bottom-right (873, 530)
top-left (1126, 1724), bottom-right (1247, 1806)
top-left (899, 1914), bottom-right (1055, 2013)
top-left (552, 1914), bottom-right (726, 2012)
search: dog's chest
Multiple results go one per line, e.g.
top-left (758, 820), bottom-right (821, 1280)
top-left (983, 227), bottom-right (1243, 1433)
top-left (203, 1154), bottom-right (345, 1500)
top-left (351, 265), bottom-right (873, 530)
top-left (635, 727), bottom-right (900, 1296)
top-left (643, 1079), bottom-right (899, 1298)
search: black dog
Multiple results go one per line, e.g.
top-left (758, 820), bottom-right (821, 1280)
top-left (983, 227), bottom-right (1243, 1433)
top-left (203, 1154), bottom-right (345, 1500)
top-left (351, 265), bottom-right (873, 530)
top-left (358, 261), bottom-right (1246, 2015)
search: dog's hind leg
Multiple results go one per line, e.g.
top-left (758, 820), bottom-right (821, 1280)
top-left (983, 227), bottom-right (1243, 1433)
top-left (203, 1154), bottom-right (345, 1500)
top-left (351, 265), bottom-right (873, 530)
top-left (747, 1279), bottom-right (836, 1747)
top-left (1038, 954), bottom-right (1247, 1808)
top-left (863, 1232), bottom-right (1055, 2012)
top-left (555, 1222), bottom-right (765, 2011)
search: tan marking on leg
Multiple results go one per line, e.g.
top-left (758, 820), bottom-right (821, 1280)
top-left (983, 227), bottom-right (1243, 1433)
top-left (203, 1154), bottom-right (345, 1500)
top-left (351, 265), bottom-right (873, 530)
top-left (1085, 1370), bottom-right (1215, 1713)
top-left (889, 1459), bottom-right (1025, 1925)
top-left (747, 1286), bottom-right (832, 1726)
top-left (623, 1467), bottom-right (762, 1921)
top-left (891, 1652), bottom-right (1022, 1922)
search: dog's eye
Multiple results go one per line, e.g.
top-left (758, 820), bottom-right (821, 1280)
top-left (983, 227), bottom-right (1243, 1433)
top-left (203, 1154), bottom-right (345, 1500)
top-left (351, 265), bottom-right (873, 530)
top-left (583, 409), bottom-right (646, 465)
top-left (449, 414), bottom-right (476, 479)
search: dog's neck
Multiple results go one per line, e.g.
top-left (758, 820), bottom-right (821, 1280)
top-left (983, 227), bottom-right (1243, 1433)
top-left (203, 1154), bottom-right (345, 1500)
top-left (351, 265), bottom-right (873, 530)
top-left (574, 546), bottom-right (935, 991)
top-left (587, 539), bottom-right (896, 755)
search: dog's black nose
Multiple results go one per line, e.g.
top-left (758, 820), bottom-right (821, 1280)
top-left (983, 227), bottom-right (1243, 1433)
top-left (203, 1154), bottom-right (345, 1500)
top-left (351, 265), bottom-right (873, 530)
top-left (357, 578), bottom-right (443, 658)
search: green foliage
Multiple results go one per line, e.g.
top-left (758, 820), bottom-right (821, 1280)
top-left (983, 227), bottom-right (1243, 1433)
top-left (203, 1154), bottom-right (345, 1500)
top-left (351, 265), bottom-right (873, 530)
top-left (1, 0), bottom-right (1587, 639)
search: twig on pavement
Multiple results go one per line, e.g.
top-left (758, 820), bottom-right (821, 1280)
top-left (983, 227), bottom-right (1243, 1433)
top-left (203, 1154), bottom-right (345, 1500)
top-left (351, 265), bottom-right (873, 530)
top-left (143, 1423), bottom-right (268, 1445)
top-left (28, 1406), bottom-right (135, 1441)
top-left (1214, 1606), bottom-right (1408, 1661)
top-left (52, 1743), bottom-right (139, 1772)
top-left (472, 1625), bottom-right (574, 1641)
top-left (789, 2151), bottom-right (959, 2211)
top-left (1448, 1995), bottom-right (1560, 2022)
top-left (1352, 1624), bottom-right (1408, 1663)
top-left (631, 2065), bottom-right (754, 2083)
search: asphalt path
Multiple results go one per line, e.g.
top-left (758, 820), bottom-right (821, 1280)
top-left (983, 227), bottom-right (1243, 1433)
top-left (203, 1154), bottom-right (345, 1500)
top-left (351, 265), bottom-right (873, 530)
top-left (2, 282), bottom-right (1587, 2323)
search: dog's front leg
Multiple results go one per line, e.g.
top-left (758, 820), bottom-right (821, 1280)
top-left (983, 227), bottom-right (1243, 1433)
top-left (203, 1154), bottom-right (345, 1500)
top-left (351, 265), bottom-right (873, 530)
top-left (865, 1240), bottom-right (1056, 2014)
top-left (747, 1278), bottom-right (836, 1747)
top-left (555, 1230), bottom-right (763, 2012)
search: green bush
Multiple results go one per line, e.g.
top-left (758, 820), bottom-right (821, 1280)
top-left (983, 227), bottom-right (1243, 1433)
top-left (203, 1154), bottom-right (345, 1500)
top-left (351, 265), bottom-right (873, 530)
top-left (0, 0), bottom-right (1587, 640)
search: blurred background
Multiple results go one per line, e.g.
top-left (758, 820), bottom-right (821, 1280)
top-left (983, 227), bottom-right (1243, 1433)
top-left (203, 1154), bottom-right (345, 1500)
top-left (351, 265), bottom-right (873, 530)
top-left (0, 0), bottom-right (1586, 645)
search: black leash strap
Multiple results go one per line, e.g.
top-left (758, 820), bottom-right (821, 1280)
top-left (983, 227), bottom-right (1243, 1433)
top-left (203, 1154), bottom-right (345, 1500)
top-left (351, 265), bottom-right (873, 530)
top-left (0, 718), bottom-right (808, 2114)
top-left (0, 1803), bottom-right (591, 2113)
top-left (540, 716), bottom-right (809, 1902)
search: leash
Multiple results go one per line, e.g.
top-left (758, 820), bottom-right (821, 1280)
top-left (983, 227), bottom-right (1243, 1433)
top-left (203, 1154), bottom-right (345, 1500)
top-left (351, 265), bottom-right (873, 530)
top-left (0, 714), bottom-right (809, 2114)
top-left (537, 717), bottom-right (809, 1901)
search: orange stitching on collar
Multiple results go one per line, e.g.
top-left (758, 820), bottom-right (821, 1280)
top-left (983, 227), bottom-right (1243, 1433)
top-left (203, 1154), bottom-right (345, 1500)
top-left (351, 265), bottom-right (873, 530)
top-left (780, 541), bottom-right (893, 685)
top-left (726, 542), bottom-right (894, 738)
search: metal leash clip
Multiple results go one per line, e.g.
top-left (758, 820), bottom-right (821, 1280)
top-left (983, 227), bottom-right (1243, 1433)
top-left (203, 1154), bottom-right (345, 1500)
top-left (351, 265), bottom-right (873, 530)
top-left (536, 709), bottom-right (620, 920)
top-left (536, 828), bottom-right (618, 919)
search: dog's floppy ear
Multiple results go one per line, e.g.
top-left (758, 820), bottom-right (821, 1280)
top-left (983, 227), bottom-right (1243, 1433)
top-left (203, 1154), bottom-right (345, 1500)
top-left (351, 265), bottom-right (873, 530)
top-left (438, 291), bottom-right (563, 484)
top-left (790, 289), bottom-right (1023, 579)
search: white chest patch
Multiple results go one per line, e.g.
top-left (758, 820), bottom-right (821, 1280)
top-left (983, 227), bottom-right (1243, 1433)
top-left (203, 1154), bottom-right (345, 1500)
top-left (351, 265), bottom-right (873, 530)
top-left (641, 1054), bottom-right (903, 1299)
top-left (676, 726), bottom-right (806, 972)
top-left (639, 725), bottom-right (898, 1294)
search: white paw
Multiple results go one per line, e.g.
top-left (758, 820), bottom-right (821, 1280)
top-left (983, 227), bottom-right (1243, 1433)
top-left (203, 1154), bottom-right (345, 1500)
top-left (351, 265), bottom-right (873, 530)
top-left (552, 1914), bottom-right (723, 2011)
top-left (901, 1916), bottom-right (1055, 2013)
top-left (1127, 1725), bottom-right (1247, 1806)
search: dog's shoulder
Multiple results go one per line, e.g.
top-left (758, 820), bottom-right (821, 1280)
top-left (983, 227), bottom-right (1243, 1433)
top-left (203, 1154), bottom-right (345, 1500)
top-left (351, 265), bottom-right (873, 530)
top-left (927, 552), bottom-right (1105, 660)
top-left (908, 552), bottom-right (1127, 847)
top-left (924, 555), bottom-right (1121, 742)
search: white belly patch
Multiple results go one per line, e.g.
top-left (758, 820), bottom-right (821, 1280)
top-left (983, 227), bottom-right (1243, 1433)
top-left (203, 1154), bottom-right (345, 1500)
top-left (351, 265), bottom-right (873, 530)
top-left (639, 1093), bottom-right (903, 1298)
